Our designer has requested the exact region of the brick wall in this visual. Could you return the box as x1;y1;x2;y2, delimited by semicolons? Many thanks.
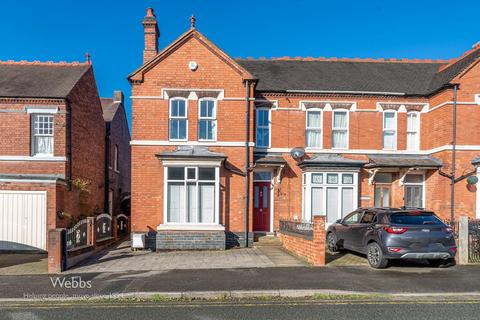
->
107;102;131;215
280;215;326;266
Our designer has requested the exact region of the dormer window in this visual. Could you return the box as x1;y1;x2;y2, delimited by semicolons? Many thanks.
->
169;98;188;141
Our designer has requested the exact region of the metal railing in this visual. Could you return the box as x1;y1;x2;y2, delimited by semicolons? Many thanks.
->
279;220;314;239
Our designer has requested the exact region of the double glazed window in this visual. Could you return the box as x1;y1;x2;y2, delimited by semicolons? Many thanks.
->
32;114;54;155
256;109;270;148
303;172;357;223
406;112;420;150
306;110;322;148
404;174;424;208
198;99;216;141
166;167;218;224
383;111;397;150
332;110;348;149
169;98;187;141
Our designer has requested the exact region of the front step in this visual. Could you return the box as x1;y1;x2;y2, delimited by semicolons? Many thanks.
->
254;233;281;247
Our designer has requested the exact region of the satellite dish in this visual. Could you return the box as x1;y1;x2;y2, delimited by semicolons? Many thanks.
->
290;147;305;161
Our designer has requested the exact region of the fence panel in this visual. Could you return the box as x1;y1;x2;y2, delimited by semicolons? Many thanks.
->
96;213;113;242
116;214;129;236
66;218;92;251
469;219;480;263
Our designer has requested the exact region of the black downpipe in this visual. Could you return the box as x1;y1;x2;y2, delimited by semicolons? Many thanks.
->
105;123;111;214
450;84;458;225
244;80;250;247
66;99;73;191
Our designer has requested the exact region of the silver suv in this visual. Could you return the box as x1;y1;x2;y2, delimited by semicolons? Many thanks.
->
326;208;457;269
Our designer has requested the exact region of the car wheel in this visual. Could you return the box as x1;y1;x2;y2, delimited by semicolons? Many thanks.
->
327;232;339;253
367;242;389;269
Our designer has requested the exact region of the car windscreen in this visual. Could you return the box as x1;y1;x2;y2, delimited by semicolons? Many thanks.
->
389;213;443;225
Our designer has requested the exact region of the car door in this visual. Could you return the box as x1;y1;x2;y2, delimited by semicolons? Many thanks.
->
355;211;377;253
337;210;363;250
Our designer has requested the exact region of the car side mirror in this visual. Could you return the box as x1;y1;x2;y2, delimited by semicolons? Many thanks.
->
336;219;342;224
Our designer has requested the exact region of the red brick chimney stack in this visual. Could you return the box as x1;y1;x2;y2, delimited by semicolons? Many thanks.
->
142;7;159;64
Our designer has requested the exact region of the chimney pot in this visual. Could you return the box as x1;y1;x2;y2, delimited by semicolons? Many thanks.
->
146;7;154;17
113;91;124;103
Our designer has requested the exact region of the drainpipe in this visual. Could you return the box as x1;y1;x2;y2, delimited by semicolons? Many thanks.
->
450;84;458;225
244;80;250;247
66;99;73;191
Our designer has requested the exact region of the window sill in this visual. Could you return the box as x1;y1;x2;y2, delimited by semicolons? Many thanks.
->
157;224;225;231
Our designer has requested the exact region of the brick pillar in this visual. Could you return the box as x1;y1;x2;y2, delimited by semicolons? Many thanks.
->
47;229;65;274
112;216;118;239
87;217;96;247
312;215;326;266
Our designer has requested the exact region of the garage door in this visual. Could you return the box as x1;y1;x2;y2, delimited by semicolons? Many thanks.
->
0;191;47;251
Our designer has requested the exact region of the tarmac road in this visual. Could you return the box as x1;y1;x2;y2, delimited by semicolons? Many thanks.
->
1;299;480;320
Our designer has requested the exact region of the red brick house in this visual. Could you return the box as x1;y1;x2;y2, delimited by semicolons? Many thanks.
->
0;61;105;251
101;91;131;217
129;8;480;250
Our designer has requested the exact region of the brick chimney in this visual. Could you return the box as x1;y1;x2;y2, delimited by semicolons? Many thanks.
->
142;7;159;64
113;90;124;104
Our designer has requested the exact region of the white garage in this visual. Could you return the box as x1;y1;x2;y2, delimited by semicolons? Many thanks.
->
0;191;47;251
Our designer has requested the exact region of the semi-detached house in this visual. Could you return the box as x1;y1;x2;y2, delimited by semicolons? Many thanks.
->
129;8;480;250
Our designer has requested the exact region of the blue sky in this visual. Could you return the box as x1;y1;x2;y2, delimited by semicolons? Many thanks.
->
1;0;478;128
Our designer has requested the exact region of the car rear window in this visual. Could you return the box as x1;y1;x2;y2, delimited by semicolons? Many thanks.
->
389;213;443;225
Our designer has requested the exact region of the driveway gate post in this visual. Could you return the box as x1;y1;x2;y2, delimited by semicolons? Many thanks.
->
458;215;469;265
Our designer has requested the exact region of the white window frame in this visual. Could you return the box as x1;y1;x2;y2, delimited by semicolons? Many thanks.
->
31;114;54;156
302;171;358;226
163;165;220;226
255;108;271;148
331;109;349;149
403;172;425;209
305;108;323;149
406;111;420;151
198;98;217;141
169;97;188;141
382;110;397;150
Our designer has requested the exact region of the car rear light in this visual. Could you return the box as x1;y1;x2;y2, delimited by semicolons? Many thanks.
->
443;227;453;233
449;247;457;253
388;247;403;253
384;227;408;234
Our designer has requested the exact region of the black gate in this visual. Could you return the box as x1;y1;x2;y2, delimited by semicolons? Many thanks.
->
469;220;480;263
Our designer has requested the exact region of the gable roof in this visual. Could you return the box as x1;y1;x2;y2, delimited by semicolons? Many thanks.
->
100;98;120;122
128;28;255;83
0;62;90;99
237;46;480;96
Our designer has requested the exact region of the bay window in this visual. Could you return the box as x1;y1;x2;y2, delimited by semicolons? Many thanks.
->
302;171;358;223
332;110;348;149
406;112;420;150
166;166;219;224
256;108;270;148
169;98;187;141
32;114;54;156
382;111;397;150
306;109;322;148
198;99;216;141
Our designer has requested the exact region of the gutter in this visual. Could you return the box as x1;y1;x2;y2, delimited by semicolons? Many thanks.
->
285;89;406;96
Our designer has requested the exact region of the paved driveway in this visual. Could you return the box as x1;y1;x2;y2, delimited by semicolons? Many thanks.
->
0;253;47;275
68;240;306;273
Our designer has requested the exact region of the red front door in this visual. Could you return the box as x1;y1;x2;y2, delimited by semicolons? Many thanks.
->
253;182;270;231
